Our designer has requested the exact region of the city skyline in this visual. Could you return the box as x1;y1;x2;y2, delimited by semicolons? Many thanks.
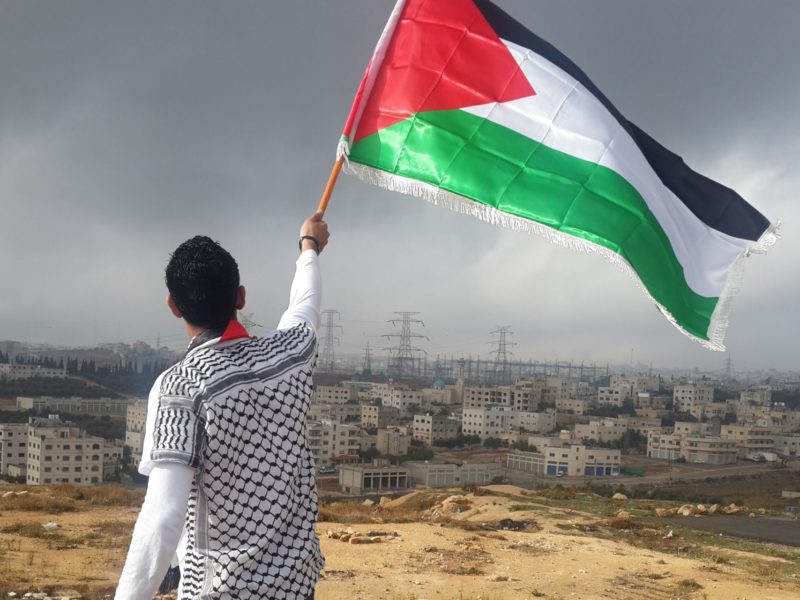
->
1;1;797;371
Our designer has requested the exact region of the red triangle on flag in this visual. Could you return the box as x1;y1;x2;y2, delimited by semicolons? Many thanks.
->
353;0;535;143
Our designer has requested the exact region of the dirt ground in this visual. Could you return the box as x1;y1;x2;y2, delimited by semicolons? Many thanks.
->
1;484;799;599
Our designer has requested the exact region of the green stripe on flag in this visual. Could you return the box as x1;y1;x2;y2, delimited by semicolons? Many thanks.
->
349;109;718;340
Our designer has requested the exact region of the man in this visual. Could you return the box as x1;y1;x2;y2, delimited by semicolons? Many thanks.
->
116;212;329;599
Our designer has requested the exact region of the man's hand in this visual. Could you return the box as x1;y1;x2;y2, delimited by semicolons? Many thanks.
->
300;212;329;255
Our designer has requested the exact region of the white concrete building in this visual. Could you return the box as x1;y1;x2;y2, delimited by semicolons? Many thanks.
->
462;404;515;439
313;385;358;404
0;364;67;379
720;424;777;458
507;445;620;477
306;420;364;464
774;434;800;457
339;462;408;495
25;416;105;485
125;401;147;466
0;423;28;476
308;402;361;423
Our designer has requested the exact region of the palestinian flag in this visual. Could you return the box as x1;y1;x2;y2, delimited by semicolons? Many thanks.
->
338;0;777;350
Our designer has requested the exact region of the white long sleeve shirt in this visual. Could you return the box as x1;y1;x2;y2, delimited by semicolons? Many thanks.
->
116;249;321;599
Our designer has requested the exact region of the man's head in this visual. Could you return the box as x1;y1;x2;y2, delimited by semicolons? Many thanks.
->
165;235;244;329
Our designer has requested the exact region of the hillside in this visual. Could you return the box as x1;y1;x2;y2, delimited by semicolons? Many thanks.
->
0;483;798;599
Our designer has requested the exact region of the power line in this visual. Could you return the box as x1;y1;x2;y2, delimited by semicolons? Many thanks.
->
489;326;516;384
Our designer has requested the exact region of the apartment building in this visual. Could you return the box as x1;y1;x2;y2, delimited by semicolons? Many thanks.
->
360;404;403;429
461;404;515;439
647;430;737;465
385;388;425;414
542;377;569;404
740;388;773;407
25;416;105;485
125;401;147;466
463;386;513;409
774;434;800;457
309;402;361;423
555;398;593;416
376;427;410;456
673;382;714;413
574;418;627;444
0;364;67;379
720;424;777;458
516;409;556;434
0;423;28;476
312;385;358;404
647;432;682;460
412;413;460;445
306;420;363;464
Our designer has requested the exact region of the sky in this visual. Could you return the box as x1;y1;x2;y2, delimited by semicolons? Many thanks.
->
0;0;797;373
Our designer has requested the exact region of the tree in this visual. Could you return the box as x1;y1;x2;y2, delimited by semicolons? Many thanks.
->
483;437;503;449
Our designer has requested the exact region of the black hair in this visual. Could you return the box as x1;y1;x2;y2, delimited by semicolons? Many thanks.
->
165;236;240;329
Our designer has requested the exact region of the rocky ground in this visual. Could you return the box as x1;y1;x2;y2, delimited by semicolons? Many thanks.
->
1;483;799;599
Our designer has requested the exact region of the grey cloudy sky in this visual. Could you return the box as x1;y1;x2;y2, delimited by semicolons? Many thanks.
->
0;1;797;372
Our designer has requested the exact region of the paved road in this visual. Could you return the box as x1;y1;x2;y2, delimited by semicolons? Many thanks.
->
658;515;800;547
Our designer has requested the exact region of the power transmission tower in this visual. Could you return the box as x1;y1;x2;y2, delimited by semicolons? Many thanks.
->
319;310;342;371
239;312;263;331
385;312;428;377
362;342;373;375
489;326;516;385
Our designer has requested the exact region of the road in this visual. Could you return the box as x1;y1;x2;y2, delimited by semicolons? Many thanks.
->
658;515;800;547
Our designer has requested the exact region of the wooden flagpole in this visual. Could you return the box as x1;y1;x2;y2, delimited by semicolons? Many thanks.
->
317;156;345;215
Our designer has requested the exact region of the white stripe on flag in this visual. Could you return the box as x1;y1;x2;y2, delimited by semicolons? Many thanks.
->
463;39;750;299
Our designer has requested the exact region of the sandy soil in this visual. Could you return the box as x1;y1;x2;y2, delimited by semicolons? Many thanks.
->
1;486;798;599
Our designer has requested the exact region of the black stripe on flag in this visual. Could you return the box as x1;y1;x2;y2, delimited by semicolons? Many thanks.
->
474;0;770;242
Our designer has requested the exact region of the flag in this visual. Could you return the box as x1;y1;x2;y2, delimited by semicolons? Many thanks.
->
338;0;777;350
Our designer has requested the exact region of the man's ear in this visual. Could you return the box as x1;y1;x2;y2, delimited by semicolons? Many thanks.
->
167;294;183;319
235;286;246;311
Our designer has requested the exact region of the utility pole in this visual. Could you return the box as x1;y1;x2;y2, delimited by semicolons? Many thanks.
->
385;312;428;377
489;326;516;385
319;309;342;371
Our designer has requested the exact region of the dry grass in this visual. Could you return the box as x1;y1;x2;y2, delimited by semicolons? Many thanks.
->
318;492;450;524
0;484;144;514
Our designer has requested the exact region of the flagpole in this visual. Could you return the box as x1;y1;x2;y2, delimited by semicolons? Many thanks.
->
317;156;345;215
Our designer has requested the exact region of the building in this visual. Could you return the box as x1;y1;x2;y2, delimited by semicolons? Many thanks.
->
360;404;403;429
507;445;620;477
376;427;410;456
339;461;408;495
774;434;800;457
17;396;129;417
125;401;147;466
516;409;556;434
647;432;682;460
405;461;503;488
461;405;515;439
574;418;627;444
720;424;777;458
308;402;361;423
740;388;773;407
313;385;358;404
555;398;593;416
0;363;67;380
673;382;714;414
25;416;105;485
385;388;425;414
682;435;738;464
103;439;125;479
0;423;28;476
463;386;513;409
412;413;460;445
306;420;363;464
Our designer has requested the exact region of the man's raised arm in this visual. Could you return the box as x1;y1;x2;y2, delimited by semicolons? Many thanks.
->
277;212;330;331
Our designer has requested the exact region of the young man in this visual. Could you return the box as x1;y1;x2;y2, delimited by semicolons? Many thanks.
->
116;213;329;599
